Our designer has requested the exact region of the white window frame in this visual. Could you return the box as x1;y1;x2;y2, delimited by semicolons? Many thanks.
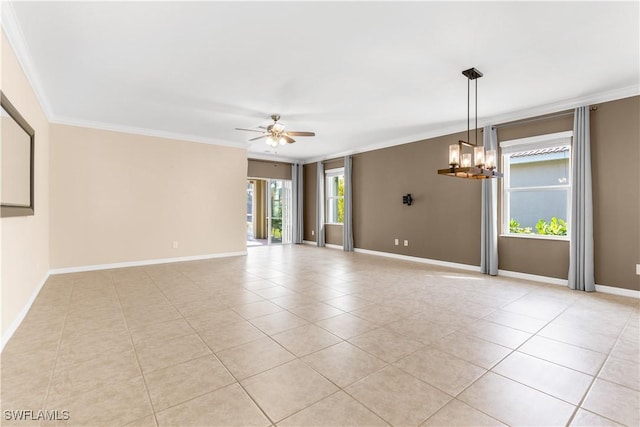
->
500;131;572;241
325;167;344;225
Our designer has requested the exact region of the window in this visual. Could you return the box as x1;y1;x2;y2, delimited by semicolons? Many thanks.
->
501;131;572;238
325;168;344;224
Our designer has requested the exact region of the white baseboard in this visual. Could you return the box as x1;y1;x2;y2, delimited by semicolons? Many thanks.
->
1;272;50;352
302;240;344;250
352;251;639;299
49;251;247;275
5;249;635;355
325;243;344;250
498;269;568;287
498;269;639;299
594;284;640;299
354;248;480;272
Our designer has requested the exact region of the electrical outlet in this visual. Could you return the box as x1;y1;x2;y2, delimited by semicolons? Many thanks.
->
311;230;315;236
636;264;640;275
394;238;399;246
404;240;409;246
172;241;179;249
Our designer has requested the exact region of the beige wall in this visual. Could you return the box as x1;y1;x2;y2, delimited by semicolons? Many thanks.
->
248;159;292;180
50;124;247;269
1;30;51;338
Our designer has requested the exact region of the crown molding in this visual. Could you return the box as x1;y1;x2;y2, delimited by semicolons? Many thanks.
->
303;84;640;164
51;82;640;165
302;123;465;164
488;84;640;128
51;116;247;150
248;152;299;163
0;1;53;119
2;0;637;164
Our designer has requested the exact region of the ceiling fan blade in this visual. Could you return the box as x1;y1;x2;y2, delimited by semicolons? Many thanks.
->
285;131;315;137
248;135;268;141
282;135;296;144
235;128;264;133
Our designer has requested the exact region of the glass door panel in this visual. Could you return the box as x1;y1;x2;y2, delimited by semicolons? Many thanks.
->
281;180;292;244
269;180;283;245
267;179;292;245
246;181;255;241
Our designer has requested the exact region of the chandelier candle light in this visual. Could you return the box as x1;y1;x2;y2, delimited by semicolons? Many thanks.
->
438;68;502;179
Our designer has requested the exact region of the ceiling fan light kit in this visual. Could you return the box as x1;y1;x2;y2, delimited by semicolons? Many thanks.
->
438;68;503;179
236;114;316;148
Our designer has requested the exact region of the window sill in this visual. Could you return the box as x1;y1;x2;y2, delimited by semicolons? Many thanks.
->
325;223;344;226
500;233;569;242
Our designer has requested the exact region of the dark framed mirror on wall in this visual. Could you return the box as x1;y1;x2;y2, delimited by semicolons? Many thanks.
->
1;91;35;217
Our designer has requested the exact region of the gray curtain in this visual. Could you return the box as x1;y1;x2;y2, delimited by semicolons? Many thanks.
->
480;126;499;275
568;106;595;291
343;156;354;251
316;162;325;247
291;163;303;244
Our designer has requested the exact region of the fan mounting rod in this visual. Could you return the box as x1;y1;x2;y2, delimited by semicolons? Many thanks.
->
271;114;281;122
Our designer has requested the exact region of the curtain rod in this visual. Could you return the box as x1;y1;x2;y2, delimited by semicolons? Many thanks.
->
491;106;597;130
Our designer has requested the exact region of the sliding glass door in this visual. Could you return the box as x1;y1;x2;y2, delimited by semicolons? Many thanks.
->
267;179;292;245
248;178;291;246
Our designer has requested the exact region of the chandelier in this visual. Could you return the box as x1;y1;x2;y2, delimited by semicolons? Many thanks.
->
438;68;503;179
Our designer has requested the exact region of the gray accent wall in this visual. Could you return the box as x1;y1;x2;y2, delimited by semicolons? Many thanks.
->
302;96;639;291
495;112;574;280
248;159;292;180
303;162;317;242
591;96;639;291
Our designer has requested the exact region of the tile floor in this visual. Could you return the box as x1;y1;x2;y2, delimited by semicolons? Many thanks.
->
1;245;638;426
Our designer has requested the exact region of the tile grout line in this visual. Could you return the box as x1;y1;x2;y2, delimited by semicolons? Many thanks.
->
448;291;637;426
436;295;578;427
112;270;162;427
146;266;278;426
563;308;637;426
40;278;74;412
170;268;395;425
7;248;636;426
215;290;381;425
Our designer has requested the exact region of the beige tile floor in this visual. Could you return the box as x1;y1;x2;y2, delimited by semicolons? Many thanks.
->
1;245;639;426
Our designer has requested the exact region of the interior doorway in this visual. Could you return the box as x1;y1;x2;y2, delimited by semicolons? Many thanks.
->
247;179;292;246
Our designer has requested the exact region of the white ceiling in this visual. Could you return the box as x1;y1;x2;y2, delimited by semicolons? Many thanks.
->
3;1;639;162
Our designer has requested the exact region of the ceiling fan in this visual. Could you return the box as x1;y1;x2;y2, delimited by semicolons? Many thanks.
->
236;114;315;147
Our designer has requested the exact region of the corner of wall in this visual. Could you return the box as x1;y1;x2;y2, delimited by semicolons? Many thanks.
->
1;29;51;341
